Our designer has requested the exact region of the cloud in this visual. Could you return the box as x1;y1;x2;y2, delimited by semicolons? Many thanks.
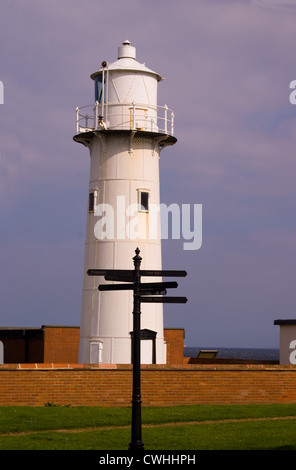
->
252;0;296;13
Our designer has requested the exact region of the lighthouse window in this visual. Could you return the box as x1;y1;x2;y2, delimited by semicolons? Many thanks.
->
88;190;98;212
94;74;106;104
139;191;149;212
89;192;94;212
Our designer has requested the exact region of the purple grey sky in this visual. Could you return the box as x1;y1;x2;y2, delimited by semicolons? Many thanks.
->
1;0;296;348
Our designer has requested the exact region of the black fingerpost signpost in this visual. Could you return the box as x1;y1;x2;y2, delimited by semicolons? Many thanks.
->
87;247;187;451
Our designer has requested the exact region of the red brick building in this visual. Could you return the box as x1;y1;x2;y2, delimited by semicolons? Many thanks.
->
0;325;185;365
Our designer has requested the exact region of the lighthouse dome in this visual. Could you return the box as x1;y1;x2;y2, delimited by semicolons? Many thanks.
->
90;40;163;82
118;39;136;60
74;41;175;138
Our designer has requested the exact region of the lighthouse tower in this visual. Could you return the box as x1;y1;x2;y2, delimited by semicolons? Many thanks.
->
74;41;176;364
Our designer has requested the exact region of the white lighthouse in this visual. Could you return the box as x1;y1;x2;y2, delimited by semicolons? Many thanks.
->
74;40;176;364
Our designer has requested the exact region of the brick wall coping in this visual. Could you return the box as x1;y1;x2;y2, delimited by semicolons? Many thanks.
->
0;363;296;371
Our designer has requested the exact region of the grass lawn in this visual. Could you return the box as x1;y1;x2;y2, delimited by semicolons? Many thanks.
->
0;404;296;450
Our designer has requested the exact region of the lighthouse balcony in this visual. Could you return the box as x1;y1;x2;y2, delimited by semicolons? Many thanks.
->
75;102;175;137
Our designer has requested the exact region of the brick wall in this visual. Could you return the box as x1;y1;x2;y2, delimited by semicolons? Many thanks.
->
43;326;80;363
163;328;185;365
0;363;296;407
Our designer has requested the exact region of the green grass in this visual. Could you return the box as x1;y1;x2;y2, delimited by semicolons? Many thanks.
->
0;404;296;450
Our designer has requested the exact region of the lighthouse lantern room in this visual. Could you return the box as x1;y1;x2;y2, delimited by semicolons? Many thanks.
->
74;41;177;364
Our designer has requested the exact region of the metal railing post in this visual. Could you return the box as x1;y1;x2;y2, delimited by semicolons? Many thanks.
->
76;107;79;134
164;105;168;134
171;112;175;136
95;101;99;130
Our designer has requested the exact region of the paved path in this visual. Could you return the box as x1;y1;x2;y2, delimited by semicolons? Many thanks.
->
1;415;296;436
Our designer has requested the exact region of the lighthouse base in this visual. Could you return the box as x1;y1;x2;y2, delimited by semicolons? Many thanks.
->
78;335;167;365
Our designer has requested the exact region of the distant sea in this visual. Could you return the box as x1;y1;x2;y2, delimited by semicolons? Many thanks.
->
184;347;279;361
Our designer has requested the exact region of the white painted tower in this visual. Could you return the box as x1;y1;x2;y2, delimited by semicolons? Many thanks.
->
74;41;176;364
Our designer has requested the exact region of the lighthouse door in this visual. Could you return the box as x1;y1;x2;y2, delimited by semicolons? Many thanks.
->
141;340;153;364
89;339;103;364
131;329;156;364
130;106;148;131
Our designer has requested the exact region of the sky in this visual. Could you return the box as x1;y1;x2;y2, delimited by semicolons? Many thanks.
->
1;0;296;349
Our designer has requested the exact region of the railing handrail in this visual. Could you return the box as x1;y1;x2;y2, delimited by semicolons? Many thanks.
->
75;102;175;136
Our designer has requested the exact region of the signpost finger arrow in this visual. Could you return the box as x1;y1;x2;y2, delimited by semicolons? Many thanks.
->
140;296;188;303
98;281;179;292
87;268;187;278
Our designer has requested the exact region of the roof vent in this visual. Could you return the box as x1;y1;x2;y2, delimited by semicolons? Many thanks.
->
118;40;136;60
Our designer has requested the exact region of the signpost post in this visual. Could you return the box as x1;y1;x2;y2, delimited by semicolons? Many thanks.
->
87;248;187;451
